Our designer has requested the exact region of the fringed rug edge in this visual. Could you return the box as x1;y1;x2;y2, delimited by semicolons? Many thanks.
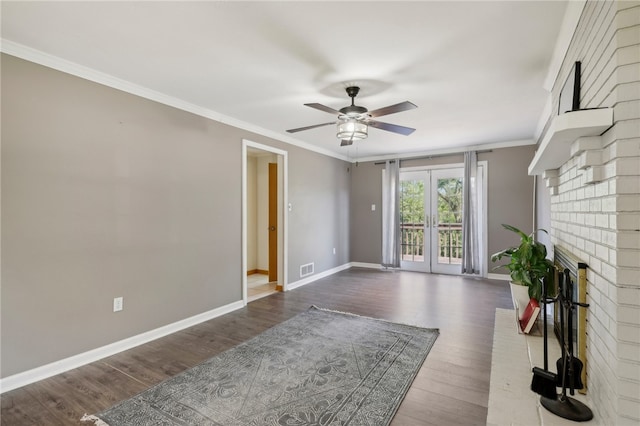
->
81;413;110;426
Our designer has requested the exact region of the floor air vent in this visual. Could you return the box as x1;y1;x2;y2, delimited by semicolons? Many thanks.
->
300;262;314;278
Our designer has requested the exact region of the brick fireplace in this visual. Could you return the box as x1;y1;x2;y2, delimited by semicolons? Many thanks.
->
533;2;640;423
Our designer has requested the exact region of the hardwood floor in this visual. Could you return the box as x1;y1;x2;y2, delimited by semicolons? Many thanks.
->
1;268;513;425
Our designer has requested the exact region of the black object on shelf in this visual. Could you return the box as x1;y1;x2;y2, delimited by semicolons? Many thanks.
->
540;268;593;422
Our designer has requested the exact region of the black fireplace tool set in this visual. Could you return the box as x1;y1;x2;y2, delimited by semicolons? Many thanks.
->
530;268;593;422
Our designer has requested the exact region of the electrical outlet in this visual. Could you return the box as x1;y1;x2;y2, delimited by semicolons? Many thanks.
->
113;297;123;312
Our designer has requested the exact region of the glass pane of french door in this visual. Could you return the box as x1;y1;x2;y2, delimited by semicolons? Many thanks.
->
430;169;463;275
399;170;429;272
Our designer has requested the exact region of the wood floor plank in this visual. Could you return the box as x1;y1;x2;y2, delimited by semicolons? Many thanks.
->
0;269;512;425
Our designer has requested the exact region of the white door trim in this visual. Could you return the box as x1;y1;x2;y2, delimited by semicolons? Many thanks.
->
242;140;288;305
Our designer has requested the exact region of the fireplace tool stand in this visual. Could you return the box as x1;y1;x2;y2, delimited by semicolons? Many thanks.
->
540;268;593;422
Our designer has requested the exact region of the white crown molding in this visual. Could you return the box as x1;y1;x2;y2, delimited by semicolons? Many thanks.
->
355;139;536;164
0;300;244;394
0;39;350;163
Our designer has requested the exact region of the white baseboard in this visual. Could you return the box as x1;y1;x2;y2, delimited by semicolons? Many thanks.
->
0;300;245;394
286;262;353;291
487;273;511;281
349;262;382;269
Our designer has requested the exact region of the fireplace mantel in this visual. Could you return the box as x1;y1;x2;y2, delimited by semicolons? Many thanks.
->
528;108;613;175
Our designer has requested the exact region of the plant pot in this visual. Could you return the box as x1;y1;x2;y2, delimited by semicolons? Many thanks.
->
510;282;530;319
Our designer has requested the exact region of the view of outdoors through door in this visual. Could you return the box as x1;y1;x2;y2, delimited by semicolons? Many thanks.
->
399;168;463;274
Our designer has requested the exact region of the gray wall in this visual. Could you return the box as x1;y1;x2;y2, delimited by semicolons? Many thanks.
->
1;54;350;377
350;146;536;273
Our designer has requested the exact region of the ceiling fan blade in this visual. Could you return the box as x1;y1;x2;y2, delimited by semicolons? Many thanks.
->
340;139;353;147
304;103;342;115
368;120;416;136
368;101;417;118
286;121;336;133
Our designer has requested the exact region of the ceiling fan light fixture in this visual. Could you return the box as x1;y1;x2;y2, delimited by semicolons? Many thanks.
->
336;119;367;141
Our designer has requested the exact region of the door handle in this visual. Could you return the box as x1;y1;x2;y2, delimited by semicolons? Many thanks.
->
433;215;438;228
269;226;276;231
425;215;430;228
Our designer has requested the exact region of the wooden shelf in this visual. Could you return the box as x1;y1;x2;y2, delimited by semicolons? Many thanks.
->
528;108;613;175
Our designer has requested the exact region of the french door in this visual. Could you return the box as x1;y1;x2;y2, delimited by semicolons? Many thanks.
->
399;168;464;274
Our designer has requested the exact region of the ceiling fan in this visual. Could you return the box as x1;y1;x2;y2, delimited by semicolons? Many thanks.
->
286;86;417;146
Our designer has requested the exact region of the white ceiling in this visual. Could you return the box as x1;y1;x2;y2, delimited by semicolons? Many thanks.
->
1;1;569;161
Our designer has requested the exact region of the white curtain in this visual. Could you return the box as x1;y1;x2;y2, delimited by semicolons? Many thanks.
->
462;151;480;274
381;159;401;268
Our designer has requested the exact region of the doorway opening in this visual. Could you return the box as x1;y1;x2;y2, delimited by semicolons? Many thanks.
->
242;141;288;304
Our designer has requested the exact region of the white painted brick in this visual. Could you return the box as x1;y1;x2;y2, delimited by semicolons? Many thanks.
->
596;243;610;261
617;359;640;383
543;169;559;178
618;304;640;324
619;379;640;403
578;150;604;169
619;267;640;286
591;198;603;212
610;138;640;159
617;250;640;268
595;179;610;196
603;229;617;246
618;323;640;345
602;288;619;315
613;158;640;176
609;119;640;141
602;196;617;212
617;287;640;307
610;247;618;265
618;400;640;424
590;255;603;274
616;231;640;250
615;176;640;194
596;213;610;228
616;214;640;230
617;24;640;48
616;63;640;86
605;161;617;180
618;341;640;362
571;136;603;156
618;195;640;212
569;188;577;201
616;3;640;28
546;176;560;187
615;100;640;121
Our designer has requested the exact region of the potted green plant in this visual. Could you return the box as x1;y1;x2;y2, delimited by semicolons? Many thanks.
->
491;224;554;310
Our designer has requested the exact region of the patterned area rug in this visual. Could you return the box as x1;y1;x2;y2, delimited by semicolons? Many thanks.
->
83;306;439;426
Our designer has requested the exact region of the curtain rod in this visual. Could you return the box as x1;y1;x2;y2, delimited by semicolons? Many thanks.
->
373;149;492;165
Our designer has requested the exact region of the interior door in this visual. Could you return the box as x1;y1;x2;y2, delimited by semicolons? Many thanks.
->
268;163;278;282
399;168;463;275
